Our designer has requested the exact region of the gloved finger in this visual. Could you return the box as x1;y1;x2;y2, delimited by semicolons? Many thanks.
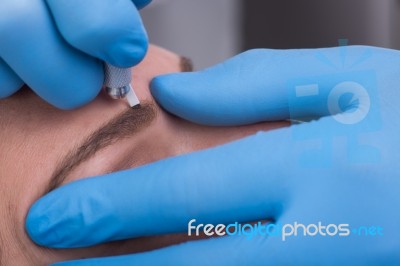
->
151;46;374;126
26;125;298;248
46;0;149;68
50;235;258;266
0;58;23;98
0;0;104;110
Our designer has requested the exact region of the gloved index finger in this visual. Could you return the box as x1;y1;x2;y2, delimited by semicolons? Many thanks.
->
25;124;299;248
46;0;149;68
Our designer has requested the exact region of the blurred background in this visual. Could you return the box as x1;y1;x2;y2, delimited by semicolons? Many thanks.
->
141;0;400;70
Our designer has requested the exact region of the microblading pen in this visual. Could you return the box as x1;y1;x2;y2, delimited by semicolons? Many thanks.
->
104;63;140;107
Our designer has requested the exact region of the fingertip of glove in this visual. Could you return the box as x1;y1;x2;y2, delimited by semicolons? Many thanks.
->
52;89;99;110
44;78;102;110
104;36;148;68
150;72;202;101
25;200;51;247
150;75;176;102
59;12;149;68
150;74;204;122
25;191;76;248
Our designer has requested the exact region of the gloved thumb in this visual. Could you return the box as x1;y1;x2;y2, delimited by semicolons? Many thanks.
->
150;47;373;126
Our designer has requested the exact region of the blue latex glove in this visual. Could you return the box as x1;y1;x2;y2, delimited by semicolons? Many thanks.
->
0;0;150;109
26;46;400;265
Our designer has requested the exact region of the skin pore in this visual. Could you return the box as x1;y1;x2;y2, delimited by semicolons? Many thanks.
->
0;45;288;265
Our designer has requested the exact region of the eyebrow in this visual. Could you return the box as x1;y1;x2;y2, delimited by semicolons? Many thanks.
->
180;56;194;72
45;56;192;193
45;103;157;193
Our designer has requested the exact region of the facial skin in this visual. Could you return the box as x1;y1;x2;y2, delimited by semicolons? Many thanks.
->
0;45;288;265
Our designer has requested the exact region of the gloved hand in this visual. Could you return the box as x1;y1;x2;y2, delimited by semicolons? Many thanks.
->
26;46;400;265
0;0;150;109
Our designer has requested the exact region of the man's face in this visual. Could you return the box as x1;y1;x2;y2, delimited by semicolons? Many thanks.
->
0;45;287;265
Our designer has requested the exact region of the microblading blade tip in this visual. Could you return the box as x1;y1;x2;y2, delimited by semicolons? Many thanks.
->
126;84;140;107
